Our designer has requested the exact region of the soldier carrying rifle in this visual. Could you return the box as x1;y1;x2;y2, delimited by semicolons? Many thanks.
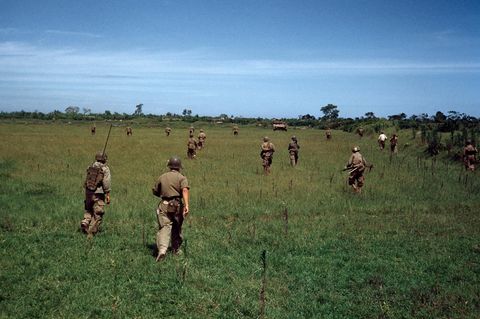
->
344;146;372;193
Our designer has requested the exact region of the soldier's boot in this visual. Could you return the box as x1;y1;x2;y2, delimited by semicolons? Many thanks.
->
80;222;89;234
156;252;166;262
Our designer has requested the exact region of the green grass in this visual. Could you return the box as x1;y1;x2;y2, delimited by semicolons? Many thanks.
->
1;122;479;318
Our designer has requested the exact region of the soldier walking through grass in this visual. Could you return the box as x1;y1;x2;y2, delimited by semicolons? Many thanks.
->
165;127;172;136
378;131;387;150
126;126;133;136
152;157;190;262
197;129;206;150
91;124;96;135
233;125;239;136
463;139;478;171
345;146;370;194
390;133;398;154
260;136;275;175
288;135;300;166
80;152;111;235
187;133;198;159
326;128;332;140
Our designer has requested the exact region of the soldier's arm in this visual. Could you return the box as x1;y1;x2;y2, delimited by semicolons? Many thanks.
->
152;180;161;197
182;187;189;217
102;166;111;204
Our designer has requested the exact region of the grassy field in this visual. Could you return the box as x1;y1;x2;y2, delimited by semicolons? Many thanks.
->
1;121;479;318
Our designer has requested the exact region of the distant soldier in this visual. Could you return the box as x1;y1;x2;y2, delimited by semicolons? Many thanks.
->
91;124;96;135
165;127;172;136
463;139;478;171
126;126;133;136
357;127;364;138
326;128;332;140
197;129;207;150
390;134;398;154
152;157;190;262
80;151;111;235
378;131;387;150
233;125;239;136
189;126;195;135
345;146;370;194
187;133;198;159
288;136;300;166
260;136;275;175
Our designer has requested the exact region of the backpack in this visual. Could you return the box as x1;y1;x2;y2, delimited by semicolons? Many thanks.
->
85;165;104;191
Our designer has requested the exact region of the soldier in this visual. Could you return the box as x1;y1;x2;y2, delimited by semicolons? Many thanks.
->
80;151;111;235
357;127;364;138
197;129;207;150
91;124;96;135
288;136;300;166
126;126;133;136
187;133;198;159
189;126;195;135
390;134;398;154
152;157;190;262
463;139;478;171
165;127;172;136
260;136;275;175
233;125;239;136
326;128;332;140
345;146;370;194
378;131;387;150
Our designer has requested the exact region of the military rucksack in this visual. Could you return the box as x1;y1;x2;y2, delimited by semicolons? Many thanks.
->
85;165;104;191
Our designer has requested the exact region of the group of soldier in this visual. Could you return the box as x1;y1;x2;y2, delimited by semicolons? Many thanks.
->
81;125;478;262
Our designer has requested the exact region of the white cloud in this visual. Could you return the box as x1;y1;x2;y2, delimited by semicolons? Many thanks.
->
44;29;103;38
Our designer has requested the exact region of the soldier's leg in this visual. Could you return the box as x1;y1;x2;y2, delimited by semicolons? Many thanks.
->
171;212;184;253
81;211;92;233
156;208;173;260
90;198;105;235
290;153;295;166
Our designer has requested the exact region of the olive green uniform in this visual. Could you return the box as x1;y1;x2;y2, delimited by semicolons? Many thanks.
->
187;137;198;159
288;141;300;166
81;161;111;234
152;170;189;256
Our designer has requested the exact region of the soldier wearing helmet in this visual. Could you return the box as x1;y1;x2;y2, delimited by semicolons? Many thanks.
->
80;151;111;235
197;129;207;150
288;135;300;166
378;131;387;150
165;127;172;136
233;125;239;136
463;139;478;171
187;133;198;159
260;136;275;175
345;146;369;193
390;134;398;154
152;156;190;262
126;126;133;136
91;124;96;135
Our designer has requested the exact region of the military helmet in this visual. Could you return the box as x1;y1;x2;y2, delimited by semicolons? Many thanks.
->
167;156;182;170
466;139;472;145
263;136;269;142
200;129;204;132
352;146;360;152
95;151;107;162
291;135;297;141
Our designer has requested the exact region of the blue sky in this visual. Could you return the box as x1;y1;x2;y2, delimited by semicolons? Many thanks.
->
0;0;479;118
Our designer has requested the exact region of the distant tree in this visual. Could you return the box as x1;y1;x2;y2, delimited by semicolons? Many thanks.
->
434;111;446;123
182;109;192;117
65;106;80;114
320;104;339;120
388;113;407;121
82;107;91;115
299;114;316;120
364;112;376;119
134;104;143;116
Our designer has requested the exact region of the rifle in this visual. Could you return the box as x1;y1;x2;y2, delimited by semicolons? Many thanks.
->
102;124;113;158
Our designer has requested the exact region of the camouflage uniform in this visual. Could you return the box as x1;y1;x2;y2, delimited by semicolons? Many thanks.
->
189;126;195;135
197;130;207;150
390;134;398;153
357;127;364;137
346;147;368;193
165;127;172;136
126;127;133;136
260;137;275;175
288;136;300;166
463;141;478;171
81;152;111;235
187;135;198;159
152;157;190;261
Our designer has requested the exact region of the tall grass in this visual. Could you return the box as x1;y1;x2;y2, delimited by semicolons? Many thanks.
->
1;122;479;318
